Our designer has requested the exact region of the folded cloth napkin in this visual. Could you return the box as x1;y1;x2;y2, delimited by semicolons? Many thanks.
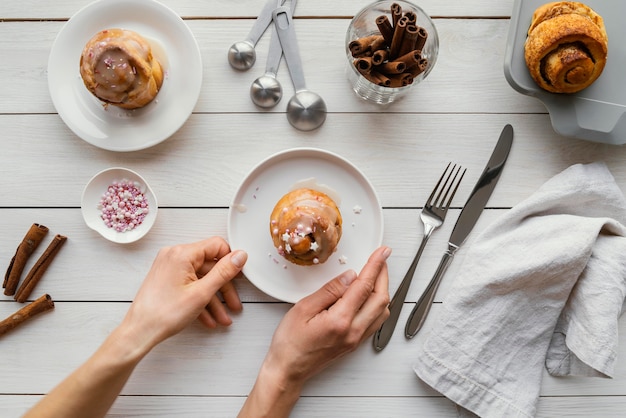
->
413;162;626;418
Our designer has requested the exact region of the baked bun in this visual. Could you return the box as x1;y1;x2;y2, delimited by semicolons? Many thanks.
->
524;1;608;93
270;188;342;266
80;28;164;109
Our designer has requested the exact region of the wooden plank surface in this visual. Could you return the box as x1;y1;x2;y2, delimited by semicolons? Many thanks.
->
1;0;625;416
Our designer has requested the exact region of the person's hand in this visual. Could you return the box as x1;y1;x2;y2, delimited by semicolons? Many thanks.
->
267;245;391;384
24;237;248;418
238;246;390;418
121;237;248;353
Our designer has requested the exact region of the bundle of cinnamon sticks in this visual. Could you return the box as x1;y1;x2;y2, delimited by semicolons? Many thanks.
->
1;223;66;338
349;2;429;88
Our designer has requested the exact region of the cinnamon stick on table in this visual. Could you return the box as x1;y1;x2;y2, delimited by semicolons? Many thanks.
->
15;234;67;303
3;223;49;296
0;294;55;337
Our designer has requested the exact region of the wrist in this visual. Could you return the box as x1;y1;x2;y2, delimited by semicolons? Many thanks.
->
239;358;304;418
105;320;156;366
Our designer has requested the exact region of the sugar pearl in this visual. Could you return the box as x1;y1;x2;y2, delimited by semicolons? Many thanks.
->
98;179;149;233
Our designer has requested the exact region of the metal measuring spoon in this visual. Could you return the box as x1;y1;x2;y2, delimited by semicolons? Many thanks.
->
272;6;327;131
250;0;298;108
249;22;283;107
228;0;285;71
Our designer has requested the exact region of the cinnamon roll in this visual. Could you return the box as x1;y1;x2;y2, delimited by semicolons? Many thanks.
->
524;2;608;94
269;188;342;266
80;28;164;109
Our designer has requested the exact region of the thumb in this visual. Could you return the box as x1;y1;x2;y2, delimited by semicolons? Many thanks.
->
196;250;247;296
296;269;357;315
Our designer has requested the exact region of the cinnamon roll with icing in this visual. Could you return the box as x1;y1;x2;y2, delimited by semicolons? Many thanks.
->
270;188;342;266
524;2;608;94
80;28;164;109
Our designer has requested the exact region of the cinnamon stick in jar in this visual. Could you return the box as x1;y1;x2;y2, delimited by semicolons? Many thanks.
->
395;50;423;68
391;2;403;27
371;70;391;87
414;26;428;52
378;60;407;75
349;35;386;57
409;58;429;77
389;16;408;60
0;294;55;337
375;15;394;45
372;49;389;66
399;24;420;57
3;223;49;296
388;72;414;88
354;57;374;74
15;234;67;303
404;10;417;25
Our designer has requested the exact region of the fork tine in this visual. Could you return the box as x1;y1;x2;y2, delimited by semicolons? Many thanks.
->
430;163;460;207
434;163;458;207
441;166;466;210
426;162;451;206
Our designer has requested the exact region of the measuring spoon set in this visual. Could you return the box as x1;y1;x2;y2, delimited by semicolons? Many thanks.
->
227;0;326;131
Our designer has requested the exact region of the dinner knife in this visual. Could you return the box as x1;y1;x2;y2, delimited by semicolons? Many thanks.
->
404;124;514;338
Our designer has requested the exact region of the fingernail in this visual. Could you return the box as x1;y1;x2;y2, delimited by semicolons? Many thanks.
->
382;246;392;259
339;270;357;286
230;250;247;268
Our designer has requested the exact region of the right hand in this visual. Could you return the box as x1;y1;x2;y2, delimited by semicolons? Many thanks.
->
265;246;391;386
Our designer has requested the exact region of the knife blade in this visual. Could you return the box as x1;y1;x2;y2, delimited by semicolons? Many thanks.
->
404;124;514;338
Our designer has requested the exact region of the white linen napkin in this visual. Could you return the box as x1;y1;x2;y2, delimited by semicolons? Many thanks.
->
413;162;626;418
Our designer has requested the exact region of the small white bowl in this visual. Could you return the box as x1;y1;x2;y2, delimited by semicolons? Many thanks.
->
81;167;158;244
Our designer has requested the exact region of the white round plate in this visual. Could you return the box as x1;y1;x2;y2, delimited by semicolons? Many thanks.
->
81;167;158;244
228;148;384;303
47;0;202;152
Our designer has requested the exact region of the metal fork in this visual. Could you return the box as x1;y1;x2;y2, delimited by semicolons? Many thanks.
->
373;163;465;351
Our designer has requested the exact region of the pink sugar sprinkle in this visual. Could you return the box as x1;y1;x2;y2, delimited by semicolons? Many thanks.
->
97;179;149;233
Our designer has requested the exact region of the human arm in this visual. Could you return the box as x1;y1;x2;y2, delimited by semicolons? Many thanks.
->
238;246;391;418
24;237;247;418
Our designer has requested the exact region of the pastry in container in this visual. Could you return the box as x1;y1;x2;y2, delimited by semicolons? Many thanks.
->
524;1;608;93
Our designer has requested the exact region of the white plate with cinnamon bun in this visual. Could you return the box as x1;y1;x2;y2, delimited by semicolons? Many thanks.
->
504;0;626;144
47;0;202;152
228;148;384;303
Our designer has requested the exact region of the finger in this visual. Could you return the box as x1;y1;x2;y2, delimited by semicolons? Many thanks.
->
195;250;248;297
206;295;233;326
332;246;391;316
353;261;390;332
296;269;357;317
185;237;232;274
198;309;218;329
220;281;243;313
362;308;391;340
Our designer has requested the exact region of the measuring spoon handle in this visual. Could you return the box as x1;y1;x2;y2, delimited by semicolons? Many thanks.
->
273;6;306;92
246;0;285;46
265;0;297;75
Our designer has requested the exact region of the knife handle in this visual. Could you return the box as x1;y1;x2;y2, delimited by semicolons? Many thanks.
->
405;248;455;338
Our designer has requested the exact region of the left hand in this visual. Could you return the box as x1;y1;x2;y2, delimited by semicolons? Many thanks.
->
121;237;247;352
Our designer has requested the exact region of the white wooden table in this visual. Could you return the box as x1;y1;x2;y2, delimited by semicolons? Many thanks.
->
1;0;625;416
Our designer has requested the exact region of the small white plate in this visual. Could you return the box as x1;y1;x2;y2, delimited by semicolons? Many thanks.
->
47;0;202;152
81;167;158;244
228;148;384;303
